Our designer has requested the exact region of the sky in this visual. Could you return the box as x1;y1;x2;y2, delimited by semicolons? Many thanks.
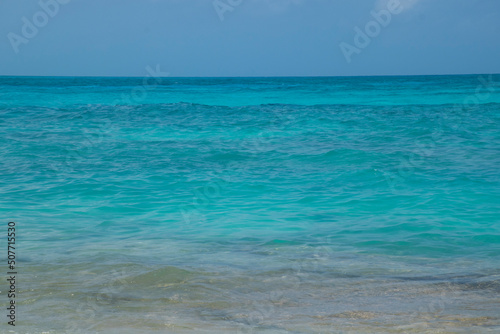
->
0;0;499;77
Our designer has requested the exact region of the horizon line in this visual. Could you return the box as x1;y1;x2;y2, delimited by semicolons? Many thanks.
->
1;72;499;79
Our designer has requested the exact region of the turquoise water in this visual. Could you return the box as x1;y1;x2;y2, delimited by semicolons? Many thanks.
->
1;75;500;333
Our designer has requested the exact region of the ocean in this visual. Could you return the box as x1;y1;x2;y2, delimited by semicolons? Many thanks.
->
1;74;499;333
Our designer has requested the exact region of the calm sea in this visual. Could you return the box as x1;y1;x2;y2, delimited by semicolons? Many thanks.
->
1;75;499;333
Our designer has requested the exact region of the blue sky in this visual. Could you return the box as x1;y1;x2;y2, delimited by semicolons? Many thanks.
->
0;0;499;77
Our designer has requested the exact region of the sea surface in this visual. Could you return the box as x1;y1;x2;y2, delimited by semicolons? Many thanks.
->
1;75;500;333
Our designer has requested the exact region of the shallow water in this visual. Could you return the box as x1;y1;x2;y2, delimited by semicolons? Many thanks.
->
1;75;500;333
